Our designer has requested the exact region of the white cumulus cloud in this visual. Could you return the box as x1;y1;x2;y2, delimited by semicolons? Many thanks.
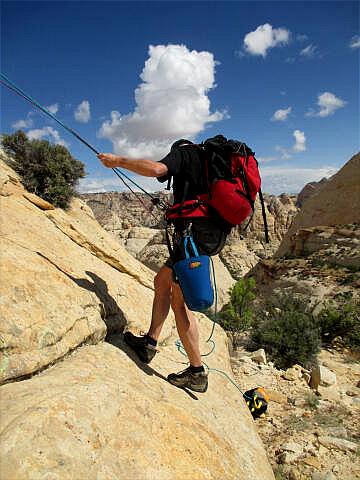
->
46;103;59;115
78;174;162;194
27;126;68;147
271;107;292;121
275;130;306;159
243;24;290;57
261;165;338;194
74;100;91;123
306;92;346;117
256;156;278;163
293;129;306;152
300;44;318;58
99;44;225;159
349;35;360;49
275;145;292;160
12;117;33;129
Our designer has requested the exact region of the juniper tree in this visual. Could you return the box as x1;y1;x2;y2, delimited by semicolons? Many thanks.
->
2;130;85;209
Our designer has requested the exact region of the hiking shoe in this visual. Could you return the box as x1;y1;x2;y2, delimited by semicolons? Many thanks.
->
123;331;157;364
167;367;208;393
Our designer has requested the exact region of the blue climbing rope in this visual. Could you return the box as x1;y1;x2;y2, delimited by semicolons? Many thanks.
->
0;72;168;212
174;256;253;400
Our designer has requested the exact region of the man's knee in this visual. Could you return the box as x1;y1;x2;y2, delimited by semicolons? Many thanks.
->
154;267;172;295
170;284;186;313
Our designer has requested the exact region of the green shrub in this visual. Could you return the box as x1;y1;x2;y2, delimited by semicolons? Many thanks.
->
304;392;320;410
218;277;256;346
317;296;360;349
1;130;85;209
251;294;321;369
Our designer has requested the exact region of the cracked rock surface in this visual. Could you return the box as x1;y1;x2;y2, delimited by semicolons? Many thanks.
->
0;156;275;480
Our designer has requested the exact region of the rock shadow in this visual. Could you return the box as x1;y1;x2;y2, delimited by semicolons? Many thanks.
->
66;270;127;335
66;269;198;399
106;333;166;380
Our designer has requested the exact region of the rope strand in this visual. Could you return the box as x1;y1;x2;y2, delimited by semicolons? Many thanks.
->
0;72;168;215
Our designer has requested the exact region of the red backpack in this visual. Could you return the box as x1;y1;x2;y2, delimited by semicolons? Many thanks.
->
166;135;269;242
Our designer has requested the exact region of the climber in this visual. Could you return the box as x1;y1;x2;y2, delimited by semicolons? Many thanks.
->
98;140;227;393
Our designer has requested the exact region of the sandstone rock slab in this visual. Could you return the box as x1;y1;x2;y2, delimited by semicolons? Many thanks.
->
277;153;360;257
0;159;158;383
0;342;275;480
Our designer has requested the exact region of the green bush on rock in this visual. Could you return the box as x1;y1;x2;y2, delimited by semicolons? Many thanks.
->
218;277;256;347
2;130;85;209
317;295;360;349
218;275;359;367
250;294;321;369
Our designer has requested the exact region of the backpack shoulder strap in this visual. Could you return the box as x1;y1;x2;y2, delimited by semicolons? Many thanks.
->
166;177;172;190
258;188;270;243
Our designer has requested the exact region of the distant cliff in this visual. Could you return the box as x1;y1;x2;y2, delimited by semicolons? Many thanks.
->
277;153;360;257
247;153;360;307
81;190;298;309
81;191;298;247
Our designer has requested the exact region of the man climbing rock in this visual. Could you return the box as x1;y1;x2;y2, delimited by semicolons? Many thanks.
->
98;140;227;393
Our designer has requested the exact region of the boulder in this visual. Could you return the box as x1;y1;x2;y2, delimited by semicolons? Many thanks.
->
278;446;305;469
220;242;259;280
237;356;255;364
281;441;303;455
312;472;336;480
250;348;267;364
310;366;337;389
303;456;322;469
326;426;348;438
318;436;358;453
283;366;302;382
126;227;158;256
0;335;275;480
266;389;288;404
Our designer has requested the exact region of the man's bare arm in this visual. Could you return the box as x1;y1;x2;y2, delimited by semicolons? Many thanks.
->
97;153;168;177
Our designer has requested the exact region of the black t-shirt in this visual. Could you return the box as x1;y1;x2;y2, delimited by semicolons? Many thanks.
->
157;145;207;204
157;144;230;256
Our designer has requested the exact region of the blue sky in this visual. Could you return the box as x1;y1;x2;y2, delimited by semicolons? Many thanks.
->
1;1;359;194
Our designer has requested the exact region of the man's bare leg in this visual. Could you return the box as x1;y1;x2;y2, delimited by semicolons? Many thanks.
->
170;282;202;367
147;265;173;341
167;283;208;392
123;266;172;363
